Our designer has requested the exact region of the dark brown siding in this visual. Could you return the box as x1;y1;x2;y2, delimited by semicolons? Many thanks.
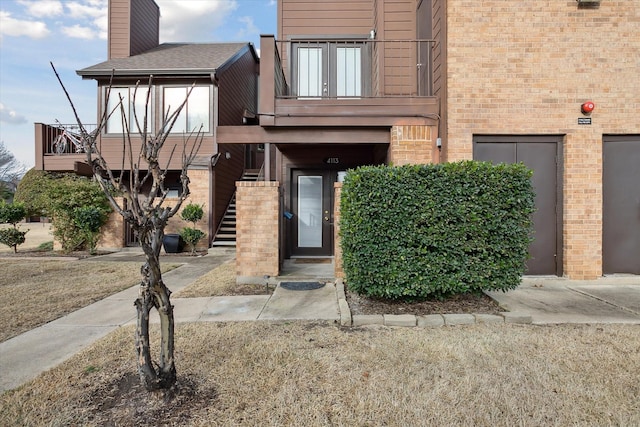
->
108;0;159;59
217;47;259;126
279;0;374;75
215;46;259;230
379;0;416;95
129;0;159;56
212;144;245;232
280;0;373;37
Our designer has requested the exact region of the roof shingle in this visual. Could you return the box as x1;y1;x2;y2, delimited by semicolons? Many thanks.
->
77;43;251;77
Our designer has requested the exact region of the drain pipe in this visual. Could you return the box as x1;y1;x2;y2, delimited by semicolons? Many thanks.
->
208;73;220;246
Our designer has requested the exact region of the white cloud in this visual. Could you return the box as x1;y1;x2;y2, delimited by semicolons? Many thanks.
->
64;0;108;40
17;0;63;18
236;16;259;40
0;104;28;125
156;0;237;42
61;24;96;40
0;11;50;39
65;0;106;19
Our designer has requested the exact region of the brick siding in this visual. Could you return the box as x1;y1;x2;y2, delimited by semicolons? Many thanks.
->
444;1;640;279
236;181;280;283
388;125;437;165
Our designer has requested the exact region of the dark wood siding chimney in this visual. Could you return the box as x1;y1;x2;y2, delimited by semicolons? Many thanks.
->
108;0;160;59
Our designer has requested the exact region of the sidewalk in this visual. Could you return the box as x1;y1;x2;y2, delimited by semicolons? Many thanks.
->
487;275;640;324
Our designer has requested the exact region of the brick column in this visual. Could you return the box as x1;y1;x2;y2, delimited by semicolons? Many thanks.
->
388;125;437;165
97;197;125;250
333;182;344;279
236;181;280;284
563;132;602;279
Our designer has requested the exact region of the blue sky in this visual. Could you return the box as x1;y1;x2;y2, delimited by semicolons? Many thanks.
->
0;0;277;167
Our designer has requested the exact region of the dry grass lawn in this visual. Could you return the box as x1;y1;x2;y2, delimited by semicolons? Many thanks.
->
1;322;638;426
0;259;176;342
174;260;271;298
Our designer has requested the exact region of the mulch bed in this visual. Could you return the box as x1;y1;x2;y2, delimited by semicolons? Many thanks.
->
345;287;505;316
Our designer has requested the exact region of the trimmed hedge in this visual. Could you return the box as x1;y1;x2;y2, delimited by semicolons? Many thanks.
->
340;161;535;299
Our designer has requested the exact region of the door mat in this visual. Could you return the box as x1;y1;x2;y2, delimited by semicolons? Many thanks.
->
280;281;326;291
294;258;332;264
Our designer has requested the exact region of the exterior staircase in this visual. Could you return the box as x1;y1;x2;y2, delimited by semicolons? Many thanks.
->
211;169;261;247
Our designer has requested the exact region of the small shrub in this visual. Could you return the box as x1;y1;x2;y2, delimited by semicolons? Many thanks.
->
37;241;54;252
0;201;28;253
180;203;205;255
0;228;27;253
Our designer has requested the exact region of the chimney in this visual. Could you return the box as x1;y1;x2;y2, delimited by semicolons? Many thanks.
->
108;0;160;59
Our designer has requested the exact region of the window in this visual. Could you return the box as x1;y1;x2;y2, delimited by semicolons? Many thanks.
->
106;87;151;134
292;41;369;98
163;86;211;133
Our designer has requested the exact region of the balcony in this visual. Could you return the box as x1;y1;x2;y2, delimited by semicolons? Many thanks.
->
34;123;96;173
259;35;439;128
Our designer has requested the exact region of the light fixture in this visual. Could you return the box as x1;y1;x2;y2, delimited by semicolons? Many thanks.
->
581;101;595;115
225;152;231;160
369;29;376;40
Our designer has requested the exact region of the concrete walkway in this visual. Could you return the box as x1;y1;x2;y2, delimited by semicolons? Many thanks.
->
487;276;640;325
1;249;639;393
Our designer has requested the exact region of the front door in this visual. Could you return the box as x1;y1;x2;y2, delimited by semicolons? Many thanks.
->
474;136;562;276
603;136;640;274
291;170;333;256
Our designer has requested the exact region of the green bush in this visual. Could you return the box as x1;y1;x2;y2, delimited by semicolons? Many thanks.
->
73;206;108;254
340;161;535;300
14;169;111;253
180;203;205;255
0;201;28;253
0;228;27;253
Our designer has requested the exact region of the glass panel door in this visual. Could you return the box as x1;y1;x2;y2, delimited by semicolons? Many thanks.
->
336;46;362;97
296;46;325;97
291;170;333;256
297;175;323;248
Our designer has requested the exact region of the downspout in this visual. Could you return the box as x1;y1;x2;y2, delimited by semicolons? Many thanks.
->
208;72;220;246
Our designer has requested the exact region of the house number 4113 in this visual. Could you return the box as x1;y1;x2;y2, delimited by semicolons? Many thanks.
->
324;157;339;164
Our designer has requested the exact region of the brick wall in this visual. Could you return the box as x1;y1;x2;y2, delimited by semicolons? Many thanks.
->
388;125;438;165
333;182;344;279
97;197;125;250
444;1;640;279
236;181;280;283
165;168;210;251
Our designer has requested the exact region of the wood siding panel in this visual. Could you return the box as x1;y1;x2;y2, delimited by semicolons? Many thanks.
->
212;144;245;231
95;135;215;170
108;0;131;59
280;0;374;74
381;0;415;95
217;48;259;126
129;0;159;56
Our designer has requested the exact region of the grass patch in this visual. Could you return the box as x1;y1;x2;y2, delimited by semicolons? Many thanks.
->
0;259;177;342
174;260;271;298
0;322;638;426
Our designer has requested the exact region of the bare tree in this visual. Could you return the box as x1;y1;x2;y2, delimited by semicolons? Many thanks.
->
52;63;203;391
0;142;26;200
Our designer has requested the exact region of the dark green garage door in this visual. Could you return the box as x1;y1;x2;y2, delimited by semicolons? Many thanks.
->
474;136;563;276
603;136;640;275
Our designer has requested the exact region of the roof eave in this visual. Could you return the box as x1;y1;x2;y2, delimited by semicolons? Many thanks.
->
76;68;217;79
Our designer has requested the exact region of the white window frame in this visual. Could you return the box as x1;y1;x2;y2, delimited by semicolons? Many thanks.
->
162;86;212;134
104;86;153;135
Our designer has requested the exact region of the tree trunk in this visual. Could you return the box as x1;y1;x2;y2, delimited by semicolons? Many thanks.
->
134;228;176;391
